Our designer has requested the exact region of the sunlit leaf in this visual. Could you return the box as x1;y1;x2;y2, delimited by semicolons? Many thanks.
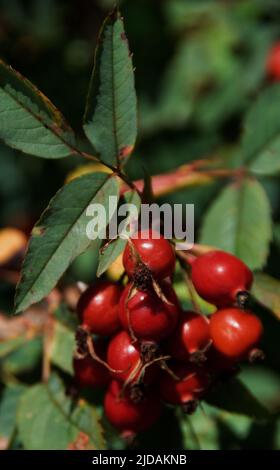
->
15;173;120;313
200;179;272;270
252;273;280;320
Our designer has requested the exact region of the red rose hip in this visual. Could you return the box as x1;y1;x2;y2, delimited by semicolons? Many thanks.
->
159;363;210;413
77;280;122;336
107;330;158;384
190;250;253;307
104;380;162;436
123;229;176;280
119;282;180;342
107;331;140;383
167;311;210;362
209;308;263;362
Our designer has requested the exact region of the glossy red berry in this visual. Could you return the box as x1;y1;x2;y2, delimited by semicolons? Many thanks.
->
123;229;176;280
209;308;263;362
119;282;180;342
266;42;280;80
191;250;253;307
167;311;210;362
159;363;210;412
104;380;162;436
77;280;122;336
73;340;110;388
107;331;140;383
107;330;158;384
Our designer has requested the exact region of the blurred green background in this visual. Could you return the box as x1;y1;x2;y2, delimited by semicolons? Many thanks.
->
0;0;279;223
1;0;280;450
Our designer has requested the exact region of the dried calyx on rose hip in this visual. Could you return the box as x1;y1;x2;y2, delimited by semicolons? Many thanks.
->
159;363;210;414
167;311;210;364
104;380;162;439
73;339;110;388
190;250;253;308
123;229;176;285
77;280;123;336
119;281;180;342
209;307;264;363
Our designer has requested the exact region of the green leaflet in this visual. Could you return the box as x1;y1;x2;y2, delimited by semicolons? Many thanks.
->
83;10;137;167
0;60;75;158
200;179;272;270
252;273;280;320
241;84;280;175
49;321;75;375
15;172;120;313
205;377;270;421
0;385;26;450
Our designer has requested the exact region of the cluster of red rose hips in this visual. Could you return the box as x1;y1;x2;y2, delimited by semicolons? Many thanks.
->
73;229;263;441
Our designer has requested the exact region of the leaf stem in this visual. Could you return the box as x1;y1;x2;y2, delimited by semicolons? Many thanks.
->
71;146;142;197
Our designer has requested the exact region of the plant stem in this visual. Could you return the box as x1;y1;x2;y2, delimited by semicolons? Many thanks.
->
177;255;202;313
71;147;142;197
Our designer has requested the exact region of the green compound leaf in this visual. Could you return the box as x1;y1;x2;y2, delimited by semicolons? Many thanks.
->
200;179;272;270
97;189;141;277
0;60;75;158
84;9;137;167
241;84;280;175
17;374;105;450
15;173;120;313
